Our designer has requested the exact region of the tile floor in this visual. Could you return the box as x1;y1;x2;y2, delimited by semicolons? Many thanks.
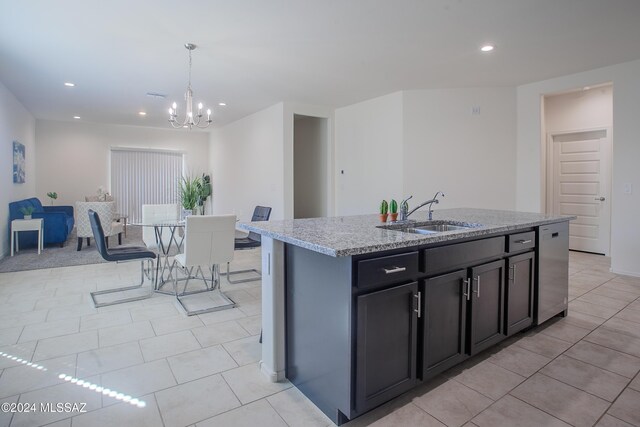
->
0;250;639;426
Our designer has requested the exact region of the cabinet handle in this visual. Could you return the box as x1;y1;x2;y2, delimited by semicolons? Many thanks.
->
515;239;532;244
414;292;421;318
473;276;481;298
509;265;517;282
463;278;471;300
383;266;406;274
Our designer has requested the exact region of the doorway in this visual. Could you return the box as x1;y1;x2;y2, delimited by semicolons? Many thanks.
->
293;115;329;219
543;84;613;255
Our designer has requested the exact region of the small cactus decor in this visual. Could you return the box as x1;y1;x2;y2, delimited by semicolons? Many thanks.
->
389;199;398;221
379;200;389;222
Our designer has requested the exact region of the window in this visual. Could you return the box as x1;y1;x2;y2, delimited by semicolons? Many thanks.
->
110;148;183;223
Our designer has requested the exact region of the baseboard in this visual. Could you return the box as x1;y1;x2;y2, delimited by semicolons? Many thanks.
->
610;268;640;278
259;360;286;383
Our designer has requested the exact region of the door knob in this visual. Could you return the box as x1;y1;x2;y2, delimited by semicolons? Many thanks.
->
594;197;605;201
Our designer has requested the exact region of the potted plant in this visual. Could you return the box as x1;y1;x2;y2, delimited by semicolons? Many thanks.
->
389;199;398;222
178;175;203;218
20;206;34;220
46;191;58;206
379;200;389;223
196;174;212;215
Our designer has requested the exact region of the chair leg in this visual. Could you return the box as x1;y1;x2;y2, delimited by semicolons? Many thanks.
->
175;263;237;316
105;236;109;248
87;237;91;246
77;238;83;251
90;259;155;307
118;233;122;245
223;261;262;284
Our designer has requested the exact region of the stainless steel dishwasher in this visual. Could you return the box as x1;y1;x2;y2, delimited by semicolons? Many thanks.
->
536;222;569;325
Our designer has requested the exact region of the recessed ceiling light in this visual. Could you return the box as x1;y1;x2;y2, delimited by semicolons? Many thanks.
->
73;116;81;119
480;45;494;52
138;111;147;116
218;102;226;106
64;82;75;87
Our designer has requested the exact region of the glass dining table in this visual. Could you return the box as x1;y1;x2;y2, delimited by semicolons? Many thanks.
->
130;219;185;294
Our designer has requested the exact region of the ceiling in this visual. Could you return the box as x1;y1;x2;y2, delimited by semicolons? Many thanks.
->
2;0;640;129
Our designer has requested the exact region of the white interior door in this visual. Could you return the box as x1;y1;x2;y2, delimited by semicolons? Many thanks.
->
549;129;611;255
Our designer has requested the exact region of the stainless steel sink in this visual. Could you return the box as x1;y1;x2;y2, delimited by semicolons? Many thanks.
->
378;220;481;235
408;224;472;234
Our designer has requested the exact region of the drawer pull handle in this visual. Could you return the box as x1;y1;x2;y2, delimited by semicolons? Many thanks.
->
509;265;517;282
515;239;532;244
383;266;406;274
463;278;471;301
414;292;421;318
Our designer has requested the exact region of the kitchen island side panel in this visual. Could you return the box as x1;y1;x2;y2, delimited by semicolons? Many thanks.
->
286;243;354;424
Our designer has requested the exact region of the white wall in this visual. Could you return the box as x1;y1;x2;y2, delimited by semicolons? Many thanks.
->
517;59;640;275
403;88;517;210
294;116;329;218
34;120;209;208
545;86;613;133
334;88;517;215
0;81;36;258
209;103;285;221
335;92;404;215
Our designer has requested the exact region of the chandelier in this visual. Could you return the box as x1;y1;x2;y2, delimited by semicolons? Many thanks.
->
168;43;212;129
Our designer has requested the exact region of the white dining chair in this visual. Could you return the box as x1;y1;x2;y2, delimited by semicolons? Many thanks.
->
172;214;237;315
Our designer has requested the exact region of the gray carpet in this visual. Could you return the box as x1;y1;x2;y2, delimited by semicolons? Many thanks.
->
0;226;147;272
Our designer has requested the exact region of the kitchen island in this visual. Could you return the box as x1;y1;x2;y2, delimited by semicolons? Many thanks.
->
239;208;574;425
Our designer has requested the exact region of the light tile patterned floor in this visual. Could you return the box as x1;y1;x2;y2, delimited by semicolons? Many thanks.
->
0;250;639;426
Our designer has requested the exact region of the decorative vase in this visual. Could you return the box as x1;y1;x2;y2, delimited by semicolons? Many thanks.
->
389;213;398;222
379;213;388;223
181;209;193;220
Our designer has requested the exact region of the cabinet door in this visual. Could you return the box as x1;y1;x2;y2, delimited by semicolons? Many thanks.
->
506;252;535;336
422;269;468;380
469;260;506;355
355;281;418;414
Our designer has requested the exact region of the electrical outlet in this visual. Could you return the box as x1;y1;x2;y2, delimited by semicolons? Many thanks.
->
623;183;632;195
471;106;481;115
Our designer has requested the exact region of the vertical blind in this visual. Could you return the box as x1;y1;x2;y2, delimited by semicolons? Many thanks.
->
110;149;183;223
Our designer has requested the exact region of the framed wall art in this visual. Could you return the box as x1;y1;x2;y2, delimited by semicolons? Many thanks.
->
13;140;25;183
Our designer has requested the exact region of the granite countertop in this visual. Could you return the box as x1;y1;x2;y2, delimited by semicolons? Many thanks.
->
239;208;575;257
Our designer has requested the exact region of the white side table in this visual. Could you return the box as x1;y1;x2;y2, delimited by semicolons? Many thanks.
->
11;218;44;256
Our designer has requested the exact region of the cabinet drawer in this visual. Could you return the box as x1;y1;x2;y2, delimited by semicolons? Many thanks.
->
423;237;505;275
507;232;535;253
356;252;419;289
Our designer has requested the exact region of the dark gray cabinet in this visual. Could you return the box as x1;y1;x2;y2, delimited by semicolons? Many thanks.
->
355;281;418;412
506;251;535;335
422;269;468;380
468;259;506;355
355;281;418;414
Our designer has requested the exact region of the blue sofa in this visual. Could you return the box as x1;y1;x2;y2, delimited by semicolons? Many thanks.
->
8;198;74;248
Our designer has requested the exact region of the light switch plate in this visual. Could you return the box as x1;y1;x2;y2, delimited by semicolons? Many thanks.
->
623;183;632;195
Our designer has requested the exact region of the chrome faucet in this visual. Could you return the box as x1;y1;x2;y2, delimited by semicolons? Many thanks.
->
399;191;445;221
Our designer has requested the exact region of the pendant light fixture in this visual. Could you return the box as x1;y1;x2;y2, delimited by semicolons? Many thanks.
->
168;43;212;129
